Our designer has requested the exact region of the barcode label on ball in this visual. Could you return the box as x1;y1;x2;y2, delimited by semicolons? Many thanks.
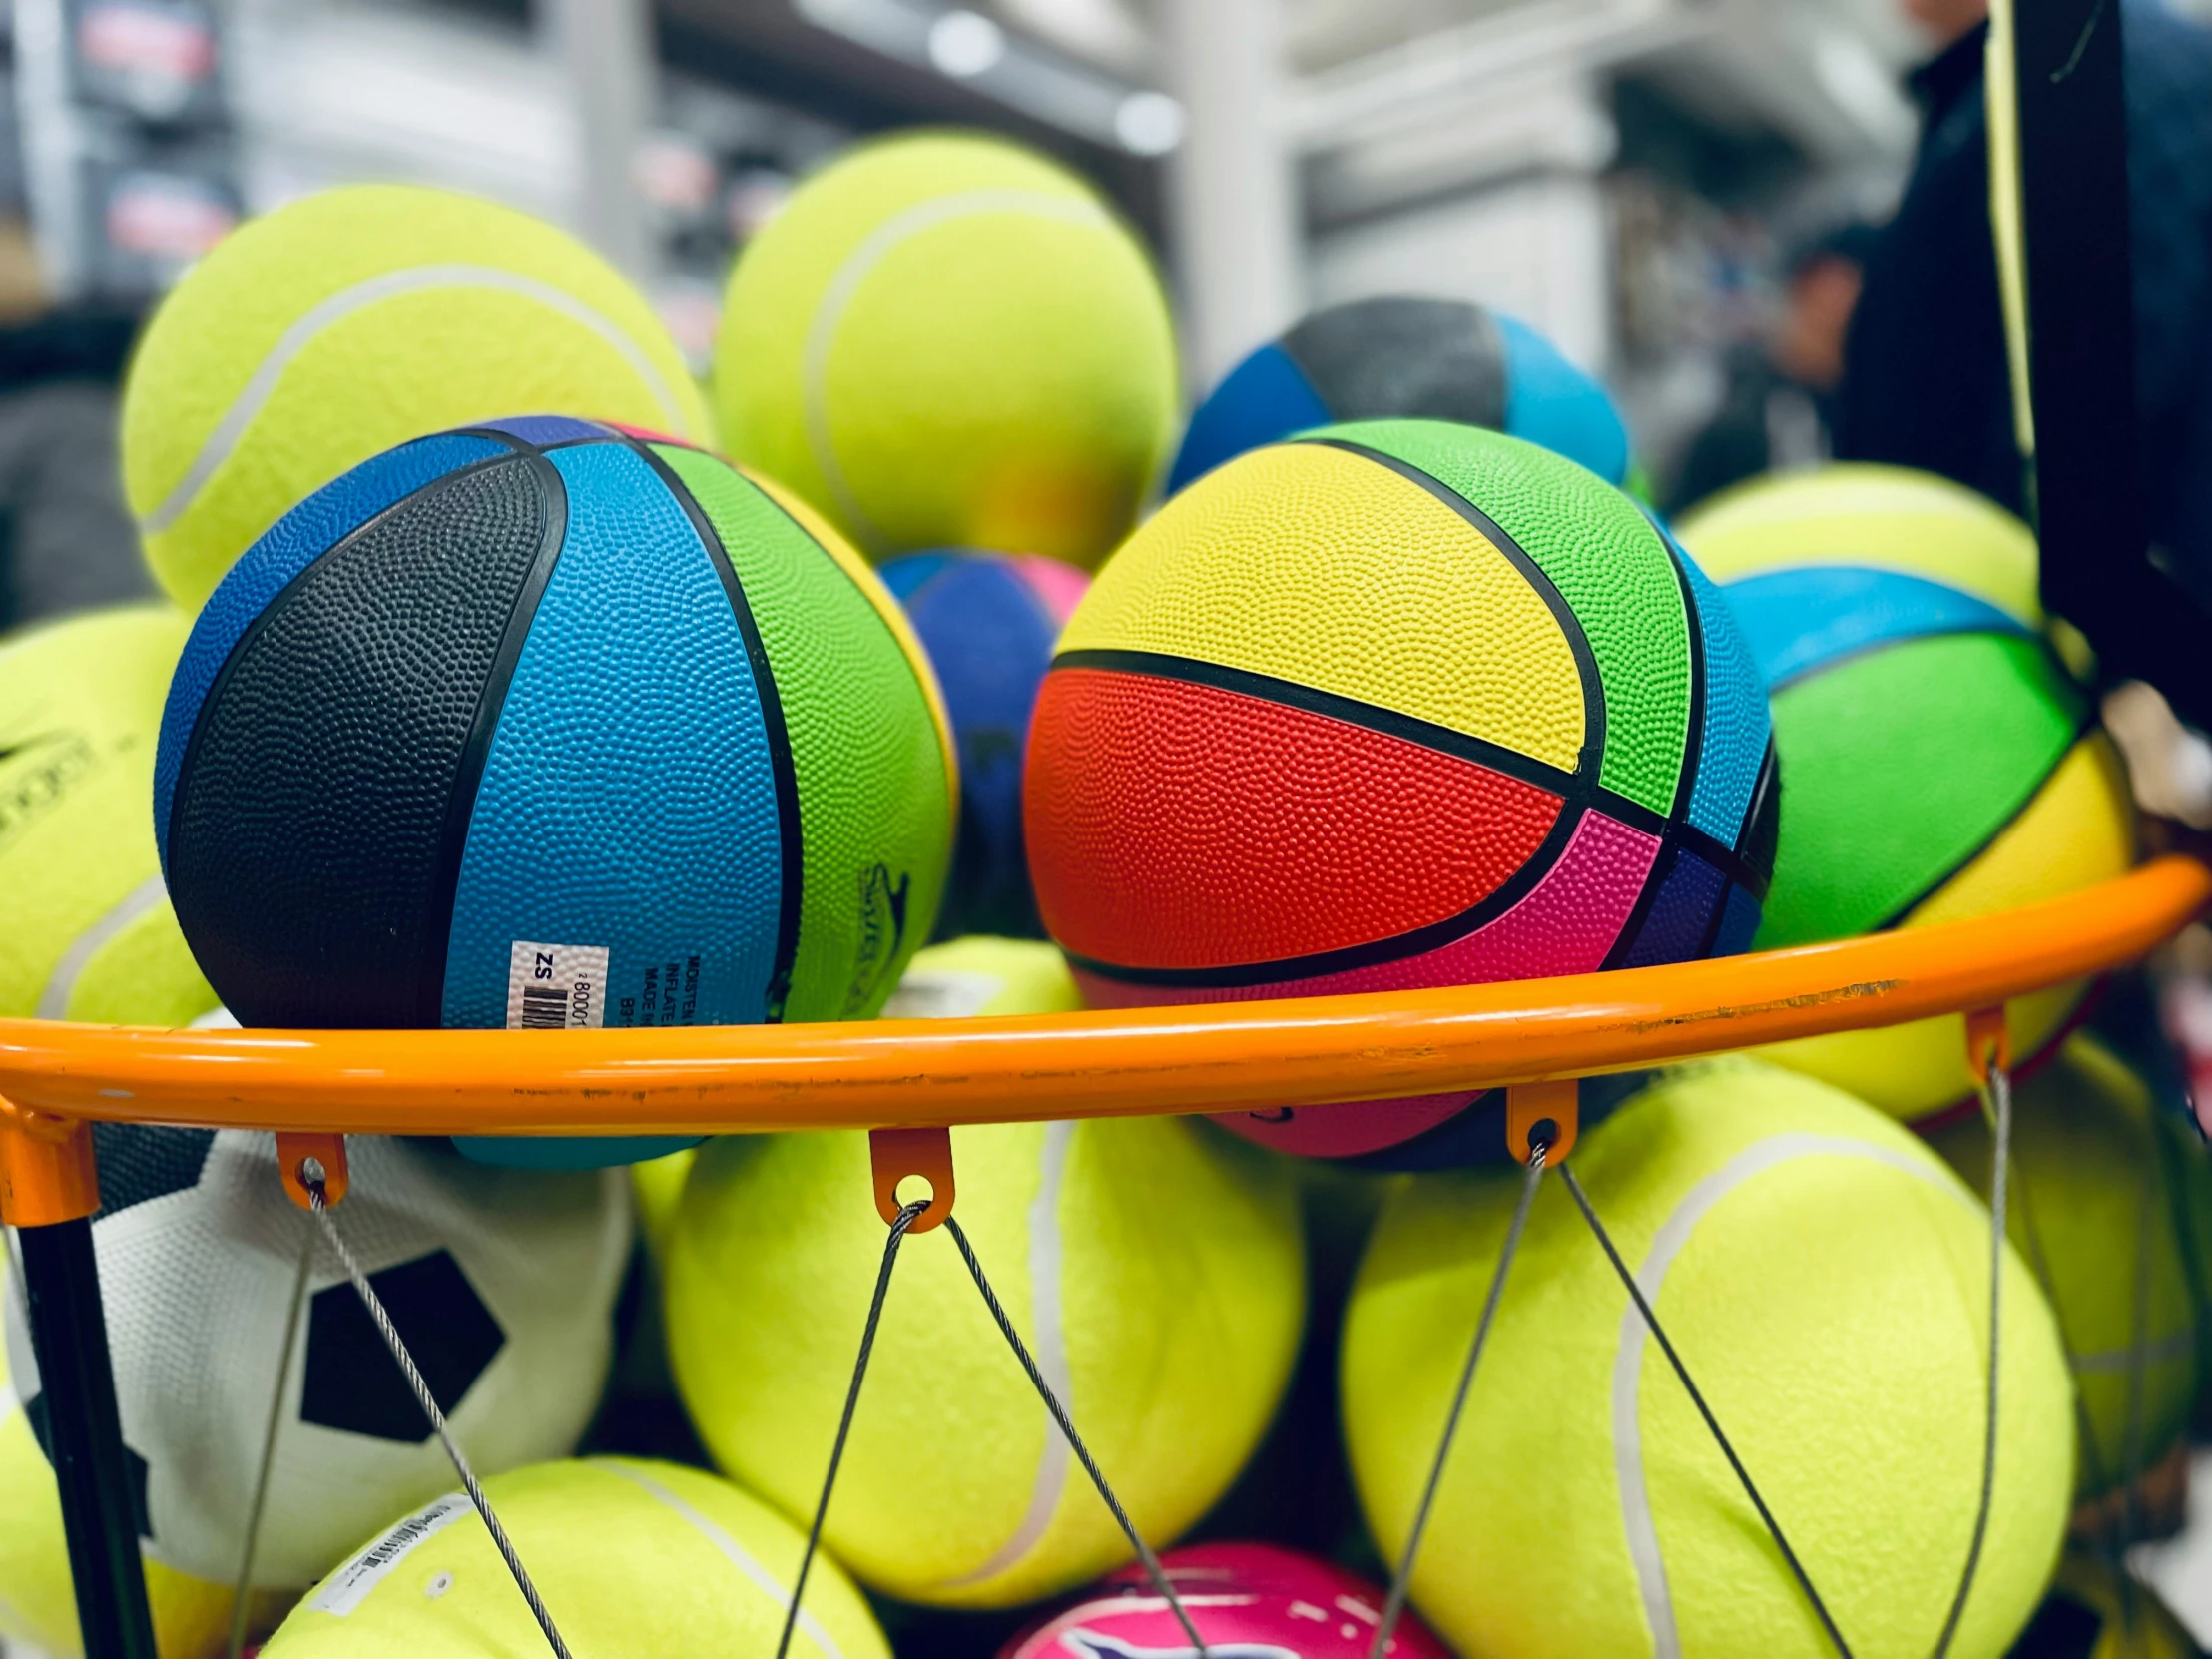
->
310;1491;471;1615
506;940;609;1030
880;967;1006;1020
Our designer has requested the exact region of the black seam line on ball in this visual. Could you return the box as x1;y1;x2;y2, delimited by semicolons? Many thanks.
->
417;452;572;1030
1046;648;1669;840
1731;740;1782;897
1599;838;1678;973
1868;718;2098;936
162;451;524;858
450;427;546;455
1299;436;1608;784
1766;622;2038;696
628;439;805;1024
1661;537;1709;828
1060;798;1594;991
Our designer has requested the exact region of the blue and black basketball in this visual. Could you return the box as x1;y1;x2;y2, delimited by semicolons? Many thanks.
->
878;550;1089;941
155;415;954;1167
1166;296;1630;495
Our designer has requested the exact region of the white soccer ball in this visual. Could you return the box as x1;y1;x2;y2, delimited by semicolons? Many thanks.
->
2;1129;632;1592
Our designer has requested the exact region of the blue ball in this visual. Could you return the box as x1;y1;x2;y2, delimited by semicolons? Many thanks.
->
878;550;1089;941
1167;296;1629;495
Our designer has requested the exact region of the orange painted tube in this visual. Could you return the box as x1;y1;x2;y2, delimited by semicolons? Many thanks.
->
0;856;2200;1142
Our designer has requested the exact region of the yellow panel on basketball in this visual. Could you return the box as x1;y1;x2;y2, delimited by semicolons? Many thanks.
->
1753;735;2132;1117
1060;442;1584;769
1679;464;2042;625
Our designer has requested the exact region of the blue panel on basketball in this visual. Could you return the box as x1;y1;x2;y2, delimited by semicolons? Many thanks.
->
157;421;953;1170
876;549;956;604
1164;343;1329;495
1714;883;1764;957
1624;851;1727;969
1495;311;1629;485
155;431;509;854
475;414;619;446
1668;534;1770;847
1723;566;2032;689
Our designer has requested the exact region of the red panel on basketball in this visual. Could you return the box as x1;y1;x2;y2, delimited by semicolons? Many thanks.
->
1026;665;1564;970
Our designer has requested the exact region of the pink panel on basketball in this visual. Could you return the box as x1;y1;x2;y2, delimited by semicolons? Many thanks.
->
1014;554;1091;626
1074;809;1662;1010
1209;1090;1483;1159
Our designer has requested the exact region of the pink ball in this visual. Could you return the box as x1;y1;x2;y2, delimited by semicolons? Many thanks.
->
997;1542;1452;1658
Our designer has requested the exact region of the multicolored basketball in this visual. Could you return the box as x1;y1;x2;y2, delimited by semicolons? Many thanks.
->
1678;464;2136;1118
1025;418;1777;1166
878;550;1089;940
1167;296;1630;495
156;416;953;1168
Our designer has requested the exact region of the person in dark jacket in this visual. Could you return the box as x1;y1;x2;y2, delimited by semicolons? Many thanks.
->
1836;0;2212;609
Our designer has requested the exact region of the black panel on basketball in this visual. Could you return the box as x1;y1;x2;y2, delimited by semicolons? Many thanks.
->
166;458;560;1027
1281;297;1508;430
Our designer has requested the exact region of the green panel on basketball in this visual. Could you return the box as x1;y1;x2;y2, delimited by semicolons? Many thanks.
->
0;606;218;1027
1681;466;2136;1119
654;446;956;1019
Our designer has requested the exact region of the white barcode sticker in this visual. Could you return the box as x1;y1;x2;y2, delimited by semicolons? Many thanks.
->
310;1492;471;1615
506;940;609;1030
879;967;1006;1021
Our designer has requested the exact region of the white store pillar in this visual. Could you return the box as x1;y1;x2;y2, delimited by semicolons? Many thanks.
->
549;0;654;277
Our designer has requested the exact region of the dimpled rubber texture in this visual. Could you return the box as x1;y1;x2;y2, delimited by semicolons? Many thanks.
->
659;448;952;1021
1724;566;2034;690
878;551;1087;942
164;455;555;1027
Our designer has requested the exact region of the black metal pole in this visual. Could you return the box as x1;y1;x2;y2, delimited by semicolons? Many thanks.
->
17;1217;157;1659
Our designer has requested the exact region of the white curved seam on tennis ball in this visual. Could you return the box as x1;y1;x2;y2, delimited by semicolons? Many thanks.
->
139;264;691;535
594;1460;846;1659
941;1117;1078;1588
1611;1133;1966;1659
800;190;1117;552
2073;1329;2195;1373
37;873;170;1021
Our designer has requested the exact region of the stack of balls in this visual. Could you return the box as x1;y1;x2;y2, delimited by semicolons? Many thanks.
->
0;109;2199;1659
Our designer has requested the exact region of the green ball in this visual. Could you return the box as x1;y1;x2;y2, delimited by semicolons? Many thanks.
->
259;1459;888;1657
716;131;1179;570
0;606;218;1026
1928;1032;2201;1503
1344;1058;2074;1658
665;1115;1305;1607
124;184;711;611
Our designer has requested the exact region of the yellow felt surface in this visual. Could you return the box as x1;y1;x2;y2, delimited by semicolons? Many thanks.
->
1675;463;2042;624
1927;1033;2198;1500
123;184;709;610
665;1118;1304;1607
262;1459;886;1658
1345;1059;2071;1659
0;606;219;1025
717;132;1175;568
1755;735;2134;1119
1060;442;1585;769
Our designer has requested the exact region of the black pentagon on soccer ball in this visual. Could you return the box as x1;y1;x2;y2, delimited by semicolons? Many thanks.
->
301;1251;505;1442
22;1391;153;1540
91;1124;215;1218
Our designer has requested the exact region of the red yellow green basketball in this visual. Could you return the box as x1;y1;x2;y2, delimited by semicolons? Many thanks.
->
1024;418;1777;1166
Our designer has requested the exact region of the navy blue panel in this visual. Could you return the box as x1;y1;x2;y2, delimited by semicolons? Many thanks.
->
1496;312;1630;484
877;550;960;605
165;455;559;1027
898;553;1060;940
1165;343;1331;496
474;415;618;447
1721;565;2033;689
440;442;786;1032
1624;851;1728;969
156;432;505;863
1668;533;1772;849
1713;882;1764;958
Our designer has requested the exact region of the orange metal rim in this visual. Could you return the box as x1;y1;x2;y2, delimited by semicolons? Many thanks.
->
0;856;2201;1141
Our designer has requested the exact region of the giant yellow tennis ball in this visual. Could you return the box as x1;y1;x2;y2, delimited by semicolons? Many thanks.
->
715;131;1178;569
1927;1032;2199;1505
1345;1058;2073;1659
1678;465;2135;1118
123;184;712;611
665;942;1303;1608
259;1458;888;1657
0;606;217;1027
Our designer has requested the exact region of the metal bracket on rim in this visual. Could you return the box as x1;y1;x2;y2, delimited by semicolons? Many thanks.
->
870;1125;955;1232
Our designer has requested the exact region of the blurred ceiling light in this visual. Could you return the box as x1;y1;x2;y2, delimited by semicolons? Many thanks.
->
929;8;1008;76
1113;89;1184;155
